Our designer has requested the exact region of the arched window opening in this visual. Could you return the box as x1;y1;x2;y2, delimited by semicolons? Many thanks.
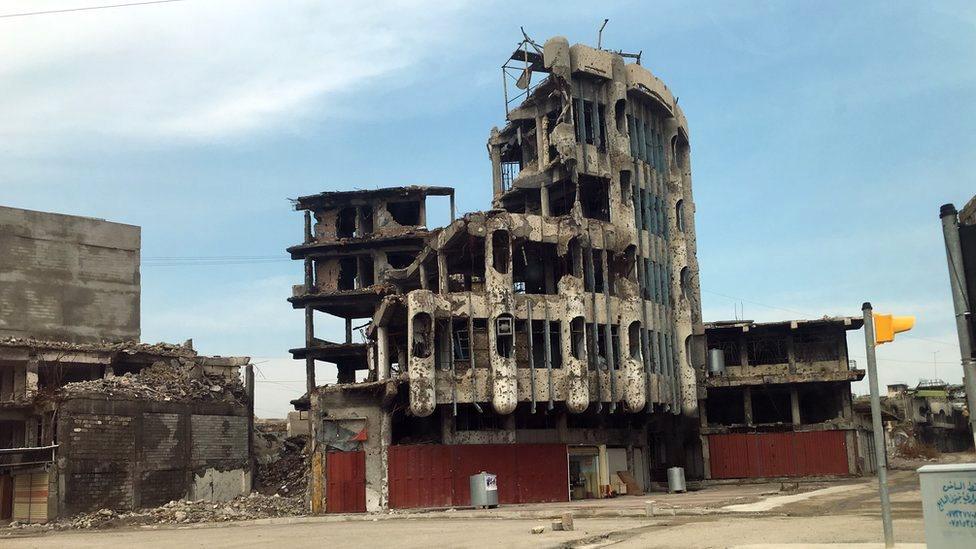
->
628;321;642;360
680;266;691;298
495;314;514;358
570;317;586;359
614;98;627;133
675;200;686;233
491;230;510;274
411;313;432;358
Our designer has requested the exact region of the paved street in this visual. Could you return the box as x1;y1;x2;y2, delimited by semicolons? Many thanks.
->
0;466;935;549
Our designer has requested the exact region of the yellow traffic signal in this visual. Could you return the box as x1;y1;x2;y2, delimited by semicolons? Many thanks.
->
874;314;915;345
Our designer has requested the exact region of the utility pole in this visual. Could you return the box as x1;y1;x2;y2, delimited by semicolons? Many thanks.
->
862;302;894;548
939;204;976;449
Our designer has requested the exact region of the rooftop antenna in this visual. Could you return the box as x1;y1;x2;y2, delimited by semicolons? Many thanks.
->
597;19;609;49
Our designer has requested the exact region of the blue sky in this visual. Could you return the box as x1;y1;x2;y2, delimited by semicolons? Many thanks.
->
2;1;974;417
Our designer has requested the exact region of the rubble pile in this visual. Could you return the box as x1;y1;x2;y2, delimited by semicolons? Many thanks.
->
257;435;309;496
59;359;246;404
0;336;196;358
6;493;303;531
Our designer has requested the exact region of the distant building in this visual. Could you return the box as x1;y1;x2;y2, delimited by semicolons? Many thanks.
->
700;317;869;479
884;381;972;452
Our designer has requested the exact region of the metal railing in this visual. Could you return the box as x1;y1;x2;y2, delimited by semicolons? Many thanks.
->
0;445;57;468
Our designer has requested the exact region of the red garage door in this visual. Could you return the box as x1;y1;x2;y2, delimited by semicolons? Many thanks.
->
326;451;366;513
388;444;568;509
388;445;453;509
709;431;849;479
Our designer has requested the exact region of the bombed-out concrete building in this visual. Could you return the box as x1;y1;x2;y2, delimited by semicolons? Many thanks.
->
289;35;703;513
0;207;253;523
700;318;869;480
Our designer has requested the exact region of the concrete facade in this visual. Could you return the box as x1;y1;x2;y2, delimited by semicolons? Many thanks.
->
290;36;704;513
0;206;140;344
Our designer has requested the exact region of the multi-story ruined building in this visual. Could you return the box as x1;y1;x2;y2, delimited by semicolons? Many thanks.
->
290;35;703;513
700;318;868;479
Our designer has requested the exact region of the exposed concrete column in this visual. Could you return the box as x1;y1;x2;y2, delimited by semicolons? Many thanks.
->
25;416;39;447
440;409;453;444
540;185;551;217
739;333;749;367
419;263;429;290
790;387;801;426
379;409;392;510
377;325;390;381
489;128;504;196
698;398;709;427
556;412;568;442
743;387;753;425
345;318;353;344
536;115;548;171
787;333;796;374
25;357;38;398
840;383;853;420
437;251;449;294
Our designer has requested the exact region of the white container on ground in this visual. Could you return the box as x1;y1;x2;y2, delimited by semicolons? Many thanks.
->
918;463;976;549
469;471;498;508
667;467;686;493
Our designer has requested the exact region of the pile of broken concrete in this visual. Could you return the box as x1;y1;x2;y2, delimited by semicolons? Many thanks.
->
6;493;303;531
58;359;246;405
256;434;309;497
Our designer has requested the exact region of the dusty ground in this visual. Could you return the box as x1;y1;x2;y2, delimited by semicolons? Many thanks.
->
3;453;970;548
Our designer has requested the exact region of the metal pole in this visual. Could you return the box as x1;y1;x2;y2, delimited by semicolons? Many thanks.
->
862;302;894;548
939;204;976;448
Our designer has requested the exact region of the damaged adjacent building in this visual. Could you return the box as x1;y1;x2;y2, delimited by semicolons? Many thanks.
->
883;380;973;453
289;35;703;513
701;318;869;479
0;207;253;523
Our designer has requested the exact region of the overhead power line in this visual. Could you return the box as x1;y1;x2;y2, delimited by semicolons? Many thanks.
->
0;0;186;19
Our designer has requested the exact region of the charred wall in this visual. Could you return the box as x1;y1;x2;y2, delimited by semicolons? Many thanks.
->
55;397;250;517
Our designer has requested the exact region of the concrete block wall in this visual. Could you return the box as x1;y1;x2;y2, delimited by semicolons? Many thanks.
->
55;398;250;517
0;205;140;343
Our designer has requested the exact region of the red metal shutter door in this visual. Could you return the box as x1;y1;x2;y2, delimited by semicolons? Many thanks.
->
515;444;569;504
388;445;453;509
326;451;366;513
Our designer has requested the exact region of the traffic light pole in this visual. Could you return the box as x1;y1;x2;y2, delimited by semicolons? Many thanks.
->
939;204;976;450
862;302;894;548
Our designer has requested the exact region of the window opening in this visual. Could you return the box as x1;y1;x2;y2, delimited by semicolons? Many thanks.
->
491;230;510;274
336;207;356;238
387;201;421;226
628;321;642;360
579;175;610;222
495;314;514;358
570;317;586;359
411;313;432;358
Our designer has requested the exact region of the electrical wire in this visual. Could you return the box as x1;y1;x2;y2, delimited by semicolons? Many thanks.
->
701;288;958;347
1;0;186;19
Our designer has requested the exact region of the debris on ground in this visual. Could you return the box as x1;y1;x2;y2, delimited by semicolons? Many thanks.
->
57;359;246;405
5;493;303;531
256;435;309;496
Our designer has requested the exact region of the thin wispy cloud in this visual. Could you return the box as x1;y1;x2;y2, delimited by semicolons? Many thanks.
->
1;0;473;148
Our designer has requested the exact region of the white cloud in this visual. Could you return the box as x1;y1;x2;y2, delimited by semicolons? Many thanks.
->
0;0;473;148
